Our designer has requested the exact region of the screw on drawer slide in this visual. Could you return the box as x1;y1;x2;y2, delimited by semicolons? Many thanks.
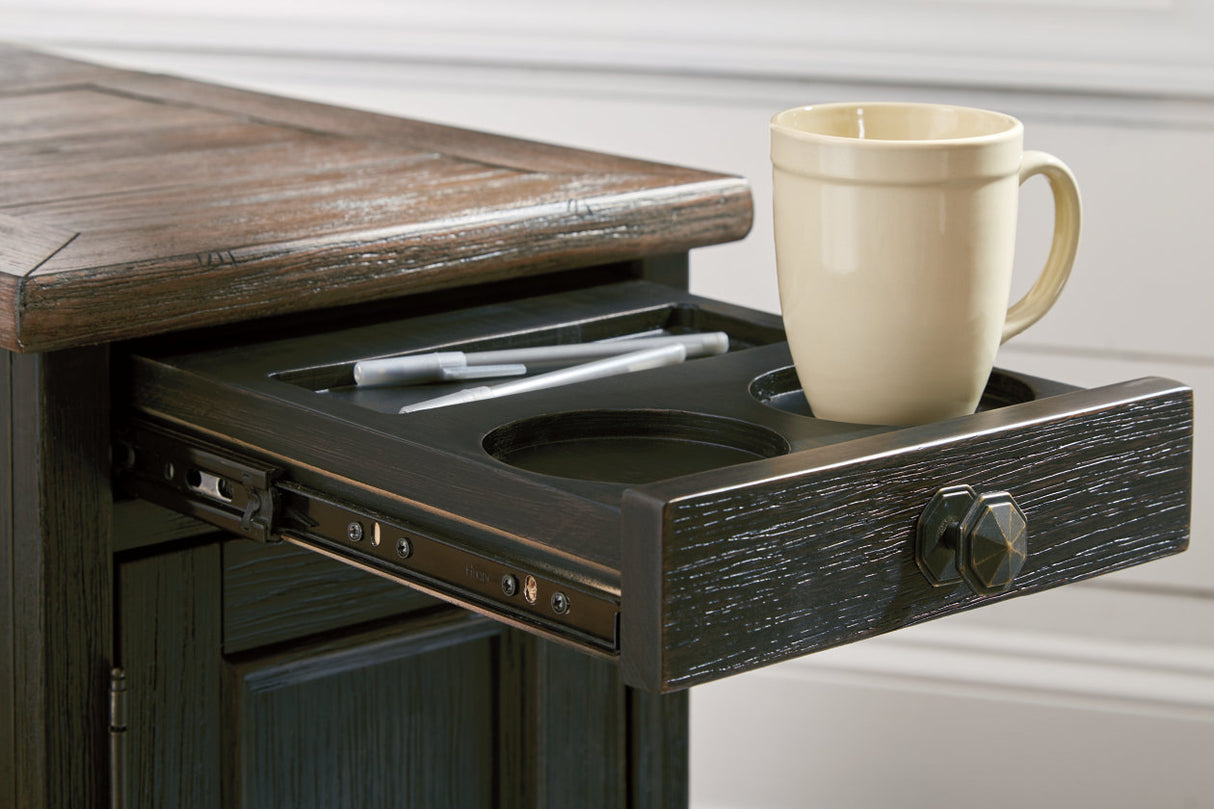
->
116;420;620;654
116;420;281;542
274;481;620;653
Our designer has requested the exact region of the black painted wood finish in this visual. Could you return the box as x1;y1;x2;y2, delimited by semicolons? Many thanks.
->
628;687;690;808
112;536;682;809
222;538;439;654
117;542;223;809
123;279;1194;693
3;348;112;807
111;497;220;553
229;610;501;808
496;629;688;809
621;379;1193;690
0;350;10;809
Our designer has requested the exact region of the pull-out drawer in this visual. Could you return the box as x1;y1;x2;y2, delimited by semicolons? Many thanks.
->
118;280;1193;692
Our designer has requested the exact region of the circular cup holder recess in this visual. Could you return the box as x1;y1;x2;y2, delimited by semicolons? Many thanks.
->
483;409;790;484
748;367;1037;418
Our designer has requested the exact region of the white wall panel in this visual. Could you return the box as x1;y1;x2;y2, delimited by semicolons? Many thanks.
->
997;348;1211;591
691;623;1214;809
2;0;1212;95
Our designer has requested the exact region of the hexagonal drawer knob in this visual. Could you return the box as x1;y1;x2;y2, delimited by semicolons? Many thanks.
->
916;485;1029;595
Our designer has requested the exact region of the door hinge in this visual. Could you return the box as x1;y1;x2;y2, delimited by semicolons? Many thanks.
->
116;420;282;542
109;667;126;809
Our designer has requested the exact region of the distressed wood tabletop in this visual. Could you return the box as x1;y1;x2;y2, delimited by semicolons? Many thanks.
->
0;46;752;352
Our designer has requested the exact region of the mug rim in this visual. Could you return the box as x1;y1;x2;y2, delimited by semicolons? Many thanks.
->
771;102;1022;148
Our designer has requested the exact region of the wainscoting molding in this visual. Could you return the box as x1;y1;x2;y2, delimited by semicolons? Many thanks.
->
2;0;1213;97
691;591;1214;808
770;615;1214;720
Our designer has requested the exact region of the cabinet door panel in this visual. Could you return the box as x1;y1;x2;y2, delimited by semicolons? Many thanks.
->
229;611;500;809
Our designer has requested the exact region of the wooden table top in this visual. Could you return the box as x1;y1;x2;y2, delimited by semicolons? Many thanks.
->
0;46;752;353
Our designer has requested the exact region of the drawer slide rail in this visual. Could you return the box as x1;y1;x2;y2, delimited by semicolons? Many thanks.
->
116;420;620;654
118;421;280;542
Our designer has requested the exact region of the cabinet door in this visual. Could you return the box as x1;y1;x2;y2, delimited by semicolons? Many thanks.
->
120;542;499;808
116;536;687;809
228;611;500;808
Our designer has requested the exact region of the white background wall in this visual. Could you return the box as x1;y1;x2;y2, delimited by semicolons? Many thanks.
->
4;2;1213;805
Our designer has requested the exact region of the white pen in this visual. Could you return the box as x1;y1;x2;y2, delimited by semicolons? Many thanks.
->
399;344;687;413
354;332;728;387
353;353;525;387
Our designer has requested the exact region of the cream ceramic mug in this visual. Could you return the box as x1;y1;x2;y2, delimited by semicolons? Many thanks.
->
771;102;1081;425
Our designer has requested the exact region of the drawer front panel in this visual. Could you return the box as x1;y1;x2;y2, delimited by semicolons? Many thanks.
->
621;379;1193;692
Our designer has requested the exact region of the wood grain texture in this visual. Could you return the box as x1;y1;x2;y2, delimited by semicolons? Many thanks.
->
0;214;77;349
117;542;222;809
629;688;690;809
495;632;531;808
111;497;222;553
0;47;753;353
104;67;723;178
8;348;112;806
0;279;15;350
222;538;439;654
0;44;127;94
621;379;1194;691
0;88;232;146
0;350;12;809
0;213;77;277
531;639;627;808
497;631;631;808
229;609;500;808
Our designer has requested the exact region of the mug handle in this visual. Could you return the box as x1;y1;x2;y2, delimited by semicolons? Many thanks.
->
1002;150;1082;343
